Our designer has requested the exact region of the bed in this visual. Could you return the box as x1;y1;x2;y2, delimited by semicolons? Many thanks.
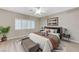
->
28;26;62;52
28;32;60;52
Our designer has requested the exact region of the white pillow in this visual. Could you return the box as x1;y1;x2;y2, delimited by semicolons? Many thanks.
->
50;29;57;33
50;29;54;33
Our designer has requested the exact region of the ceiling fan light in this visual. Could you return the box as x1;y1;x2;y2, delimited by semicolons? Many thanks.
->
35;7;42;15
36;9;41;14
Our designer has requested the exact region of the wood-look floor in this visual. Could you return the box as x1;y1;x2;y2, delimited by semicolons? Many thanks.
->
54;40;79;52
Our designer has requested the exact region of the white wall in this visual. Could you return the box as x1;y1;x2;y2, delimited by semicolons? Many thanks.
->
40;8;79;43
0;9;40;39
40;18;47;27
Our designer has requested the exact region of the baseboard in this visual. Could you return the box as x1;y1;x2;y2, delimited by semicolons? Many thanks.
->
7;35;27;40
70;39;79;44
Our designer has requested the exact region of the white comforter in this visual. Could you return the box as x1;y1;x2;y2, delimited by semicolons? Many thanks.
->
28;33;53;52
0;39;24;52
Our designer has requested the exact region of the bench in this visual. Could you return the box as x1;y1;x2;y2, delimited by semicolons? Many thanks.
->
21;37;39;52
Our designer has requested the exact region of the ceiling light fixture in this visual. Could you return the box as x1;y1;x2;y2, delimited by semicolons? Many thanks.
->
35;7;41;15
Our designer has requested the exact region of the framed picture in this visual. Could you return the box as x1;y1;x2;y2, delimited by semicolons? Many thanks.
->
47;17;58;26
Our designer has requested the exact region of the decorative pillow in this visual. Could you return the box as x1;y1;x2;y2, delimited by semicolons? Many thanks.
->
41;31;48;36
44;28;50;32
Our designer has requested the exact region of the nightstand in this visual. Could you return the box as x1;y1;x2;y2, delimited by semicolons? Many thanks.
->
62;33;70;41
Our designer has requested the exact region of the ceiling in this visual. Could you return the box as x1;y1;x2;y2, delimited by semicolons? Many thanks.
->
0;7;76;18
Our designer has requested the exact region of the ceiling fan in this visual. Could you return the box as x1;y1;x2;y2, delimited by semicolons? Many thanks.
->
31;7;47;16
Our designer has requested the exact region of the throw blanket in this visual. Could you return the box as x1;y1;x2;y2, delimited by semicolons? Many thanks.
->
34;32;60;49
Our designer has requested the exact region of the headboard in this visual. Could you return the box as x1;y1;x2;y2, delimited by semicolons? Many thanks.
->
44;26;63;39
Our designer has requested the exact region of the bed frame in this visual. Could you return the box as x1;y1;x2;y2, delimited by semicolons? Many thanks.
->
44;26;63;39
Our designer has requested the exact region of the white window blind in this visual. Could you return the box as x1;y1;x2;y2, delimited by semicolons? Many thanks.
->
15;19;35;30
15;19;22;30
22;20;27;29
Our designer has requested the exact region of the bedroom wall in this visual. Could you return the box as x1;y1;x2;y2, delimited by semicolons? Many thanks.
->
40;17;47;28
0;9;41;40
40;8;79;43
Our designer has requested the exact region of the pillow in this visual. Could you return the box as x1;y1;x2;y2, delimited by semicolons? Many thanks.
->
49;29;57;33
54;29;57;33
41;31;48;36
44;28;50;32
49;32;60;39
50;29;54;33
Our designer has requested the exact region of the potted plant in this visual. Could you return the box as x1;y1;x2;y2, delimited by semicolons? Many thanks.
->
0;26;10;42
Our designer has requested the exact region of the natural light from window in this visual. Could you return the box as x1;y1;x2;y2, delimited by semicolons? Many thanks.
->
15;19;35;30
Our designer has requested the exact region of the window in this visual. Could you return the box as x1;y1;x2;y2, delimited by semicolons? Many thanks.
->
27;20;35;29
31;21;35;29
15;19;35;30
15;19;22;30
22;20;27;29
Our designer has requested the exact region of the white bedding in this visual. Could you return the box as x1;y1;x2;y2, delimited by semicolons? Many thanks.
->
28;33;53;52
0;39;24;52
